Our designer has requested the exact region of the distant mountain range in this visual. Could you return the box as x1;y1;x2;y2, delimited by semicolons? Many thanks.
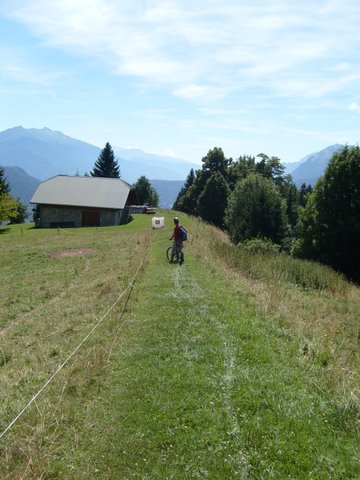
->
0;126;196;209
0;126;198;183
0;126;348;214
285;144;345;186
113;147;196;183
0;127;100;181
3;166;41;209
150;179;185;208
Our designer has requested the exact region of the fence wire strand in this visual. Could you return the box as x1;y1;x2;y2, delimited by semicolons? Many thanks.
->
0;243;148;440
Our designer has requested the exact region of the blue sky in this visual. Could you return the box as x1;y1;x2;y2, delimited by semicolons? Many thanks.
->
1;0;360;164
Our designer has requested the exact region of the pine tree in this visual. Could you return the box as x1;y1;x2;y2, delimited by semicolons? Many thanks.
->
90;143;120;178
184;168;195;189
299;183;313;207
173;168;195;211
0;166;10;195
197;172;229;227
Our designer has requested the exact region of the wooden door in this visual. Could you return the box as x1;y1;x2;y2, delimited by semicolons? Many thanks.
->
82;210;100;226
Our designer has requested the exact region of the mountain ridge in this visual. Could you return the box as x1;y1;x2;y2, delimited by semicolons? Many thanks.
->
287;144;345;186
4;165;41;203
0;126;199;183
0;126;348;212
0;127;196;209
0;126;100;180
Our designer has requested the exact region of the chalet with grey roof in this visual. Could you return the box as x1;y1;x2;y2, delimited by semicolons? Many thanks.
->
31;175;132;228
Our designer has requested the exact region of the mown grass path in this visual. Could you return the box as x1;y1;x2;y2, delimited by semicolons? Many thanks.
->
48;222;359;479
1;217;359;479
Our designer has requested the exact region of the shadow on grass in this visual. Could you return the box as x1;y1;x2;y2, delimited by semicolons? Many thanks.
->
0;224;37;234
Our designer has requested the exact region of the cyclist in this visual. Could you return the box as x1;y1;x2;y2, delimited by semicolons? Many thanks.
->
169;216;183;263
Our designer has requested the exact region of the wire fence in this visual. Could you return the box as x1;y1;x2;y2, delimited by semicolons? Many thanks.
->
0;243;149;440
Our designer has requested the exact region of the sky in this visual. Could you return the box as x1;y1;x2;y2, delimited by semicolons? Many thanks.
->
1;0;360;165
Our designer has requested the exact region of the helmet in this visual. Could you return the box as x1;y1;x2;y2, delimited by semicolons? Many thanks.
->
174;216;179;224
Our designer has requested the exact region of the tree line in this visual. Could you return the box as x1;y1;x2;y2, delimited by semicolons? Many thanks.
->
174;146;360;283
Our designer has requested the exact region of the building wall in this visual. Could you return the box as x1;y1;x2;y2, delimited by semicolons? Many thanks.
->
39;205;124;228
130;205;145;214
101;209;123;226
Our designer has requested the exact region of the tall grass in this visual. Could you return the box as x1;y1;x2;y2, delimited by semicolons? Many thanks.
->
0;218;151;477
211;239;351;294
0;214;359;478
188;217;360;413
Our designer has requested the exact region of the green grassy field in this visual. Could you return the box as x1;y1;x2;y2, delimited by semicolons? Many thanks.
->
0;213;359;479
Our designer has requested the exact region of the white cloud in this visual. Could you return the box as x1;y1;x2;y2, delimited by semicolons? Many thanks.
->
348;102;360;111
2;0;360;102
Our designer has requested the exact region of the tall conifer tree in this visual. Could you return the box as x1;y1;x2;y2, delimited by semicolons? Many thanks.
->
91;142;120;178
0;166;10;195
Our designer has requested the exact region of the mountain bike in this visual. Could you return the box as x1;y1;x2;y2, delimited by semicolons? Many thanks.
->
166;243;184;265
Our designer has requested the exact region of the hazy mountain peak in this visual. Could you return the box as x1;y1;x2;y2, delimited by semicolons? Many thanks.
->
0;126;90;146
299;144;344;163
289;144;345;186
0;126;198;183
1;126;352;210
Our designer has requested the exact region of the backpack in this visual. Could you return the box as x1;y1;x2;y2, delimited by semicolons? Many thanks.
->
179;225;188;241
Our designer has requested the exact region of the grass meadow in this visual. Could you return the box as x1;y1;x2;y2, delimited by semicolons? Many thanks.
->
0;213;359;479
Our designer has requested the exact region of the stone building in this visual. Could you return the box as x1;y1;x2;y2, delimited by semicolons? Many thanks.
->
31;175;132;228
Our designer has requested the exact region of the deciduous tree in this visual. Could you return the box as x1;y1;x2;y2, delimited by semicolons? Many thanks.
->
8;199;28;224
0;193;19;223
225;173;288;244
0;167;28;223
133;176;159;207
201;147;231;177
298;145;360;281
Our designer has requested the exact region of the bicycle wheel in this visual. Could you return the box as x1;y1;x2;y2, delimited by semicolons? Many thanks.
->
166;246;173;262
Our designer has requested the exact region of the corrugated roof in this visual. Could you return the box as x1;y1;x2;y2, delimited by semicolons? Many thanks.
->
30;175;131;209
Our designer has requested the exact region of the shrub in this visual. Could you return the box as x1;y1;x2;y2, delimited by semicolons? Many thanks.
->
241;237;280;255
